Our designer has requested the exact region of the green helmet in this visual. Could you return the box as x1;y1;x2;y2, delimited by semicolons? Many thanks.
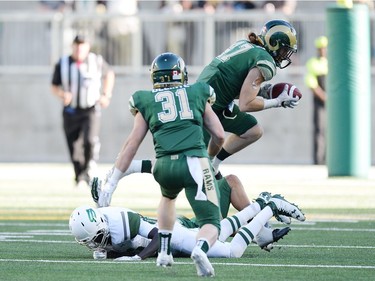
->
150;52;188;89
259;19;297;69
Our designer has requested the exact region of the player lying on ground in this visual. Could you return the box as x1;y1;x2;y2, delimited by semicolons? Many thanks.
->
69;192;305;260
90;165;294;251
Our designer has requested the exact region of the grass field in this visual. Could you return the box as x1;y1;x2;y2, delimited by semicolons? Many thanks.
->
1;163;375;280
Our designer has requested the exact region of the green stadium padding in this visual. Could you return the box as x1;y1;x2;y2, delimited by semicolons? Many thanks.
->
326;4;371;178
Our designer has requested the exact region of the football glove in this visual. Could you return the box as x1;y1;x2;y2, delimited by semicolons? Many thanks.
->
281;100;299;108
257;83;272;99
90;177;101;205
91;176;118;207
276;84;299;108
114;255;142;262
98;181;117;207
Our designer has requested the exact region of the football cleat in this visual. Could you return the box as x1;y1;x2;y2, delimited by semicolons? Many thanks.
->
268;194;305;222
215;171;223;180
255;226;291;252
275;215;292;225
191;247;215;277
254;226;291;252
255;191;272;209
156;252;174;267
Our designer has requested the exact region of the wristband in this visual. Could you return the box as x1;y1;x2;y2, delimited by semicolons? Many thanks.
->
108;167;124;184
263;98;279;109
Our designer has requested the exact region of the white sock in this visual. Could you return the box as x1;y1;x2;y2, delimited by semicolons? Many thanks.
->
219;203;261;241
211;157;221;174
229;206;273;258
158;230;172;255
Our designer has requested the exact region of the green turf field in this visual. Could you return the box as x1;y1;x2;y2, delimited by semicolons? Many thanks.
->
1;220;374;281
1;163;375;280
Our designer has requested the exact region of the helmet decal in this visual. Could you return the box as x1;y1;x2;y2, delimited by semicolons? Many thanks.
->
150;52;188;89
86;208;97;222
265;25;297;52
259;19;297;69
69;206;110;249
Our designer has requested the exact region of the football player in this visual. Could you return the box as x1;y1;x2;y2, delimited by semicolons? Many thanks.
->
93;52;226;277
197;19;300;177
69;192;304;261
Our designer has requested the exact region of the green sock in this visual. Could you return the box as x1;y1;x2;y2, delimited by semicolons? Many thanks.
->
141;160;152;173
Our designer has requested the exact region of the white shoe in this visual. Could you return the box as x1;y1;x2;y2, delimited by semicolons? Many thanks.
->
268;194;306;222
191;247;215;277
255;225;291;251
156;252;173;267
276;215;292;224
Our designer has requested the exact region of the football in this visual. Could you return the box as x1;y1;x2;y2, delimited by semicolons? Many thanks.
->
267;83;302;100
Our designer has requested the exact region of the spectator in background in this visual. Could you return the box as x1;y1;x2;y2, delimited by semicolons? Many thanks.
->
51;35;115;187
232;1;257;10
305;36;328;165
101;0;139;65
158;0;208;65
262;0;296;15
39;0;74;12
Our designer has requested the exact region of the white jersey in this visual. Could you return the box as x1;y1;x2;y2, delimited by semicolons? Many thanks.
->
99;207;232;258
99;207;154;253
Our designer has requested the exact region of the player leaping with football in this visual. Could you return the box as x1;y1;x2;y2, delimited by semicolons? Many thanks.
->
197;19;301;178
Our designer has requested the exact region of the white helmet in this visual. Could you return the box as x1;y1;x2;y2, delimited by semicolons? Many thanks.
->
69;206;109;249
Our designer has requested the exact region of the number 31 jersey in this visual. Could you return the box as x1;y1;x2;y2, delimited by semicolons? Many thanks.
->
129;82;215;158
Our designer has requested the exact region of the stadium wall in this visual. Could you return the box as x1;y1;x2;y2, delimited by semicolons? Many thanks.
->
1;72;374;165
0;6;374;165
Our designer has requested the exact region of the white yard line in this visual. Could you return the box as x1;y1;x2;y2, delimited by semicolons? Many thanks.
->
0;258;374;270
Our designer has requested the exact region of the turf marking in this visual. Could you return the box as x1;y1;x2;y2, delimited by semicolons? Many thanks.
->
0;259;374;270
292;227;375;232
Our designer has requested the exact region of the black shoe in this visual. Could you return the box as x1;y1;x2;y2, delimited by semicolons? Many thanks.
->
215;171;223;180
272;227;291;243
258;227;291;252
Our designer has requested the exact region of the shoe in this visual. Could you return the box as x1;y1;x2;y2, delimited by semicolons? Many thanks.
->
215;171;223;180
156;252;173;267
272;227;291;243
275;215;292;225
268;194;305;222
191;247;215;277
255;191;272;209
255;226;291;252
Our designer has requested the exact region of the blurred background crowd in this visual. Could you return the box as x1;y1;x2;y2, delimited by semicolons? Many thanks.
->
0;0;374;165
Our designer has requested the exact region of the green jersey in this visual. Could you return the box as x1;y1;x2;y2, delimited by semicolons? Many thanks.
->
129;82;215;158
197;39;277;111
